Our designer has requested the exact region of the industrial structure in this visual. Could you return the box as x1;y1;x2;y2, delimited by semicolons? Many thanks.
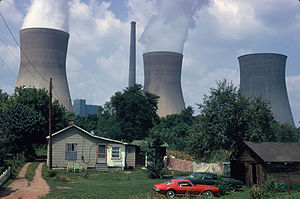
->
15;28;73;112
128;21;136;87
143;51;185;117
73;99;100;116
238;53;294;126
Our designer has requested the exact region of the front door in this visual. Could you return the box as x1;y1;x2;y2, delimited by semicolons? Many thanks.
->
97;145;106;163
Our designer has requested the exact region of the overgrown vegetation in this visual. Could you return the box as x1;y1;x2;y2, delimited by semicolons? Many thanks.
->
73;81;299;165
25;162;40;181
0;87;72;161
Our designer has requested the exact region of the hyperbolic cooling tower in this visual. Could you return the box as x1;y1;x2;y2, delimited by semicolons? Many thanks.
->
238;53;294;126
15;28;73;112
128;21;136;87
143;51;185;117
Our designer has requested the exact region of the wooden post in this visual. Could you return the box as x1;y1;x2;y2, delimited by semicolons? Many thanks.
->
49;78;52;169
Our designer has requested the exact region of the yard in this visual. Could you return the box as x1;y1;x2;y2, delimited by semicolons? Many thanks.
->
40;164;300;199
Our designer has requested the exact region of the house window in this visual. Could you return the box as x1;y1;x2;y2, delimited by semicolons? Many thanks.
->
65;143;77;160
112;146;120;159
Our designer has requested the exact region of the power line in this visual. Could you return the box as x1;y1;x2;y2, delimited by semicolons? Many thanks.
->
0;10;65;106
0;37;20;63
0;10;49;84
0;56;17;78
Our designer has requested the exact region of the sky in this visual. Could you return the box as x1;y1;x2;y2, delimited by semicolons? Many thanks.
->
0;0;300;126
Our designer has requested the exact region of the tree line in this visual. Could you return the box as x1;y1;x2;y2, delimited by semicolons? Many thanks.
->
1;81;299;165
75;81;300;162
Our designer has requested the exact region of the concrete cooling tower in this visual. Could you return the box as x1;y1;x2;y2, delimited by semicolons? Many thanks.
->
238;53;294;126
143;51;185;117
15;28;73;112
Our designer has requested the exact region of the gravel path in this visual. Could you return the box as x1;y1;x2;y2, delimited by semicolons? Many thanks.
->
0;162;50;199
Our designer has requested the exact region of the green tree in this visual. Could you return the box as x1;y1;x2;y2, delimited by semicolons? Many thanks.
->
0;87;71;158
271;122;300;142
75;113;98;132
195;80;276;159
0;102;44;158
156;106;195;151
104;84;159;142
10;87;71;143
143;128;168;178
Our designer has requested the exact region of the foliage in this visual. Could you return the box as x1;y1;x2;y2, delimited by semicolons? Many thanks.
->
99;84;159;142
143;128;169;179
193;80;276;159
0;87;71;158
166;149;196;161
263;177;278;197
75;113;98;132
0;102;45;158
158;107;195;151
271;122;300;142
249;184;264;199
46;169;57;178
25;162;40;181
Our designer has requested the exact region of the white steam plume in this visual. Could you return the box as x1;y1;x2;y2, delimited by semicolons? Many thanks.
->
140;0;208;53
22;0;69;32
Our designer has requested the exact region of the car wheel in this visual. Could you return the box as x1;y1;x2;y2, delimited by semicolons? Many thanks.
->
228;184;237;192
166;190;175;198
202;190;213;198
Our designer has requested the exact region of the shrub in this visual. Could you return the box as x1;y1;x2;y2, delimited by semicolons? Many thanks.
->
47;169;57;177
53;174;70;182
217;182;230;196
249;184;264;199
263;176;278;193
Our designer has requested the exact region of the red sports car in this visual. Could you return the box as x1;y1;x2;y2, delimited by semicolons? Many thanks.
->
153;179;219;198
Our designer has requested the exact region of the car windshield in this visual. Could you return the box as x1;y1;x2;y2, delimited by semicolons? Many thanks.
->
164;181;173;185
189;173;201;178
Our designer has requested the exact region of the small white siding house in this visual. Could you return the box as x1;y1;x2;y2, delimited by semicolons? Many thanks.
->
47;125;128;170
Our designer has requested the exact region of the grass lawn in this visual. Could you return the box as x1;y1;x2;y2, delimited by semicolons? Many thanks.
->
42;165;166;199
41;165;300;199
25;162;40;181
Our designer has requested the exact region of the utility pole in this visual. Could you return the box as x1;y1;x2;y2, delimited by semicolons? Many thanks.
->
49;78;52;169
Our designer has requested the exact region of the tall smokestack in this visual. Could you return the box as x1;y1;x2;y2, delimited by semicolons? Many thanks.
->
16;28;73;112
238;53;294;126
143;51;185;117
128;21;136;87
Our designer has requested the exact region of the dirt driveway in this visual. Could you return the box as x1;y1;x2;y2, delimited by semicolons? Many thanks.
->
0;162;50;199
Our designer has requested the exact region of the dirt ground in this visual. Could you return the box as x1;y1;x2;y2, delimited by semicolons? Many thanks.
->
0;162;50;199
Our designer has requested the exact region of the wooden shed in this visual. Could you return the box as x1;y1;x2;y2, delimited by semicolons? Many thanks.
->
231;141;300;187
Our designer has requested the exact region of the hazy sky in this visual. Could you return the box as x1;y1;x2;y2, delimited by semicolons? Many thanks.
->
0;0;300;126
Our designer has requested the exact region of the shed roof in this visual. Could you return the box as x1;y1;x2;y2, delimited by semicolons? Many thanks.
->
244;141;300;162
47;125;128;145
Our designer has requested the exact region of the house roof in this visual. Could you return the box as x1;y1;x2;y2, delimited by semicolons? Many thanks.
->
131;140;169;147
47;125;128;145
244;141;300;163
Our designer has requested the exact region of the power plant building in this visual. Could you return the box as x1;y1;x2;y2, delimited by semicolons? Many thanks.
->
238;53;294;126
73;99;100;116
143;51;185;117
15;28;73;112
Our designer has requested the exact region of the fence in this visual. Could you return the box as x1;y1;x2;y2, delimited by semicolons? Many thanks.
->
168;157;230;175
0;167;11;186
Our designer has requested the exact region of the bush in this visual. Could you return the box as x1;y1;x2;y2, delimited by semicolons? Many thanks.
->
217;182;230;196
47;169;57;177
263;177;277;193
53;174;70;182
147;163;169;179
249;184;264;199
